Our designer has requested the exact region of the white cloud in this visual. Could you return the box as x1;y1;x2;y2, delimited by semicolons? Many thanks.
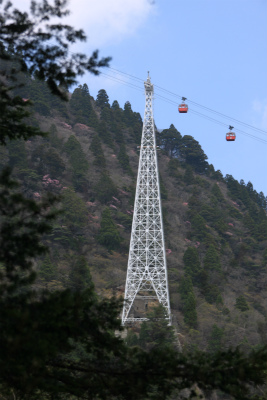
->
66;0;154;47
11;0;154;48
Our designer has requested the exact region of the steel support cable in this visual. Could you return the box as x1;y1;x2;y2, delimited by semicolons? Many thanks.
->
154;93;267;144
96;69;267;143
108;67;267;136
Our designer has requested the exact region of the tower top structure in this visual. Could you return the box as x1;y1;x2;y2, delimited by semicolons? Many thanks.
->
144;71;153;93
122;73;171;325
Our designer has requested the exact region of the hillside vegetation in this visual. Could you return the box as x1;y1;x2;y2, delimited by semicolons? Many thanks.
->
3;76;267;353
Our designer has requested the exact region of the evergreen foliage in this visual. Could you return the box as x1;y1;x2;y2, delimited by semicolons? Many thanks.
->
39;254;57;283
7;139;28;169
61;188;87;228
98;121;114;148
203;244;221;271
97;208;122;251
211;183;224;202
68;256;93;291
94;173;118;203
208;324;224;353
138;305;177;351
183;165;195;184
158;124;182;158
69;84;98;128
96;89;110;110
180;135;208;173
183;247;201;281
235;295;249;312
32;144;65;178
64;135;89;189
183;291;198;328
118;142;133;174
178;276;198;328
0;1;110;144
89;134;106;168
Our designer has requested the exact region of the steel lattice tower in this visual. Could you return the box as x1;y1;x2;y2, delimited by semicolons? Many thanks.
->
122;73;171;325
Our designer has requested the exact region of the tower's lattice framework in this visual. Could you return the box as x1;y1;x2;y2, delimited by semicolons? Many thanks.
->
122;74;171;325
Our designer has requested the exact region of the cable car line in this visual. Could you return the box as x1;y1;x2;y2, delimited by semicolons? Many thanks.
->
153;93;267;144
107;67;267;136
101;71;267;144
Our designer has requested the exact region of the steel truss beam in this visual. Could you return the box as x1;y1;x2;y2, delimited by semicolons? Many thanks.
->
122;73;171;325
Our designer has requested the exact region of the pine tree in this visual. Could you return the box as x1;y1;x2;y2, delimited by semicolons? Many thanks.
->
184;292;198;328
98;121;114;148
96;89;110;110
90;135;106;168
183;247;201;281
204;244;221;271
118;142;132;175
211;183;224;202
69;84;98;128
180;135;208;173
158;124;182;158
69;256;93;291
208;324;224;353
97;208;122;251
183;165;195;184
138;305;176;351
64;135;89;190
94;173;118;203
178;276;198;328
235;295;249;312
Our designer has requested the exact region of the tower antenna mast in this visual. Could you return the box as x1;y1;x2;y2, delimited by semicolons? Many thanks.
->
122;73;171;325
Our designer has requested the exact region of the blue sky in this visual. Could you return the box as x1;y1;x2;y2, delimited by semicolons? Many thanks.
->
17;0;267;195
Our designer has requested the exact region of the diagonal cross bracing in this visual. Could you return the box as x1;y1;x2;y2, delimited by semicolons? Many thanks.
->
122;73;171;325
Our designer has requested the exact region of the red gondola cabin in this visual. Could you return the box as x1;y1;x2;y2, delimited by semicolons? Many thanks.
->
226;126;236;141
226;132;236;141
178;103;188;113
179;97;188;113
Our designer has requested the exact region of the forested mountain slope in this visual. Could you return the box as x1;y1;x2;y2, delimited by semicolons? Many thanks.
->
2;77;267;352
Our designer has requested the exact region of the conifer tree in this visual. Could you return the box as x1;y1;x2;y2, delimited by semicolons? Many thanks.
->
235;295;249;312
138;305;176;351
184;165;195;184
118;142;132;175
94;173;118;203
158;124;182;158
180;135;208;173
208;324;224;353
96;89;110;110
211;183;224;202
69;256;93;291
98;121;114;148
178;276;198;328
183;291;198;328
89;135;106;168
183;247;201;281
64;135;89;190
204;244;221;271
97;208;122;251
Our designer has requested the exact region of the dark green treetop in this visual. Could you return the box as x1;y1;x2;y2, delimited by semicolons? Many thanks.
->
180;135;208;173
96;89;110;110
0;0;110;144
158;124;182;158
97;207;122;251
235;295;249;312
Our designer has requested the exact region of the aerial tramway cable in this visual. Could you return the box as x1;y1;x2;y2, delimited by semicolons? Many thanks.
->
105;67;267;143
109;67;267;137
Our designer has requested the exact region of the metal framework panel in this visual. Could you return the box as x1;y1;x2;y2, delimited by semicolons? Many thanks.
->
122;73;171;325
